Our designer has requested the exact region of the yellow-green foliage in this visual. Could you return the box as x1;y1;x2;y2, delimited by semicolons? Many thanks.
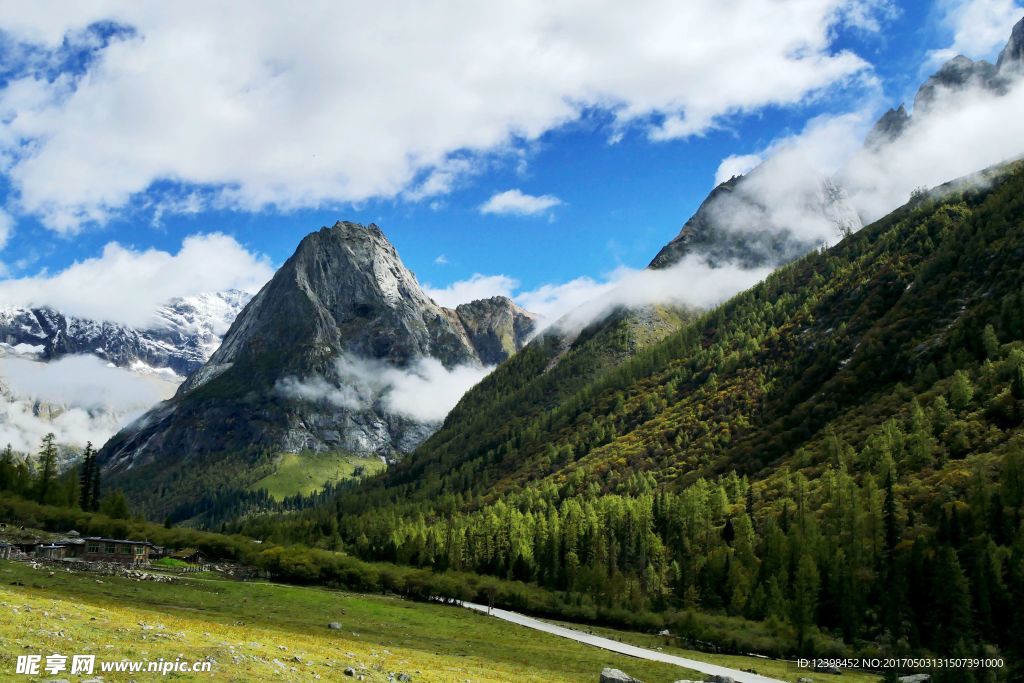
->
0;560;695;682
250;451;385;500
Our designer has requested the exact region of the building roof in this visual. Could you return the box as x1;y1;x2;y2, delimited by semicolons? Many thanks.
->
83;537;155;547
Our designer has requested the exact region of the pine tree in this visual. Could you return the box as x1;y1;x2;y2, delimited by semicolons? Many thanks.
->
0;443;14;492
949;370;974;410
882;469;905;638
793;553;820;650
36;433;57;504
89;452;101;512
78;441;95;510
99;489;129;519
982;324;1000;359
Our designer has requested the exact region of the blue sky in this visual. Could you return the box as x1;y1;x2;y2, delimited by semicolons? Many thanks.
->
0;0;1022;324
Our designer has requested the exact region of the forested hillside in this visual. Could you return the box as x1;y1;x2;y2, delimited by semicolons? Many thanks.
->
236;162;1024;680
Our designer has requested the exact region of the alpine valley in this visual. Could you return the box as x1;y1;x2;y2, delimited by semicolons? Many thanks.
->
1;12;1024;683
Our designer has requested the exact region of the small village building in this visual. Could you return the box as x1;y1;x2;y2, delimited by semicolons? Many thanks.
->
170;548;207;566
35;544;69;560
80;537;155;565
0;542;13;560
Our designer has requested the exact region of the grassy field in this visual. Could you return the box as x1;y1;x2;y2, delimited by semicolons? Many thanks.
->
249;451;386;499
0;560;702;682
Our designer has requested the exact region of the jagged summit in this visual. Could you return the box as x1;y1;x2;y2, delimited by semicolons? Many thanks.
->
649;18;1024;274
865;104;909;150
913;54;998;112
97;221;537;516
180;221;479;394
648;170;859;271
997;16;1024;72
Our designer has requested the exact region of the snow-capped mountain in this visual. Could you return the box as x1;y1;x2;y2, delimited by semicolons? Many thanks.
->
0;290;251;455
0;289;252;377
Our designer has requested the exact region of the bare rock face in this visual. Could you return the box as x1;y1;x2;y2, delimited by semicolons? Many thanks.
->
913;55;998;113
98;222;536;487
865;104;909;150
997;16;1024;74
648;173;860;271
454;297;537;365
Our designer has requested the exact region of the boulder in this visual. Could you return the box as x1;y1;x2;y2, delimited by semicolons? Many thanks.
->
600;668;642;683
898;676;931;683
328;622;342;629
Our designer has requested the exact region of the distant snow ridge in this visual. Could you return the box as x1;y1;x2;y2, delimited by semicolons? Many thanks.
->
0;289;251;376
0;290;250;453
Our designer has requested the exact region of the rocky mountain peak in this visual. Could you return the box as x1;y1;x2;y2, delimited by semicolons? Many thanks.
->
454;296;538;365
998;16;1024;73
865;104;909;150
98;221;538;510
913;54;998;113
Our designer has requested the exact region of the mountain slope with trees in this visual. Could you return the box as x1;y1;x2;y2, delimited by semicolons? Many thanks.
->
239;161;1024;680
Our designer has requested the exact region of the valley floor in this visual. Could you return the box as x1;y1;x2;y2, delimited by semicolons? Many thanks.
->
0;559;698;682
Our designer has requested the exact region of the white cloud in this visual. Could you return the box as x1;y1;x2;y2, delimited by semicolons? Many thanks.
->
515;275;620;322
433;254;449;265
0;353;178;451
424;273;519;308
382;358;492;423
1;354;166;410
700;42;1024;255
278;353;492;423
929;0;1023;64
430;256;772;331
0;233;273;328
841;74;1024;221
714;154;763;185
528;257;773;332
0;1;882;230
701;110;872;250
479;189;563;216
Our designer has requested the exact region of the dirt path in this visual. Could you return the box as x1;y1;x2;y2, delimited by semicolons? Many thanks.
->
459;601;787;683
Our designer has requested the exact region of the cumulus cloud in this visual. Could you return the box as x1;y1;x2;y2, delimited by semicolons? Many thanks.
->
278;353;492;423
0;233;272;328
0;354;178;451
480;189;563;216
929;0;1023;64
0;1;883;230
424;273;519;308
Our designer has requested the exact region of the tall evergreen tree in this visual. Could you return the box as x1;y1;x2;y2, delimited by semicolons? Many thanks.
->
78;441;95;511
36;433;57;505
90;451;102;512
0;443;14;492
